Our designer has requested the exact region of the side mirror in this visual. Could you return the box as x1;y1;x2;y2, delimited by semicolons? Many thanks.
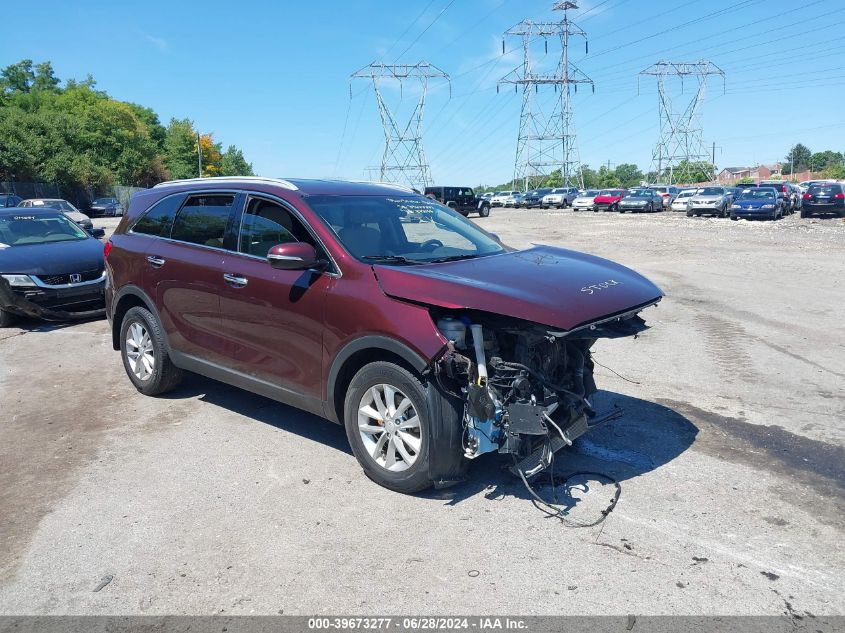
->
267;242;321;270
91;228;106;238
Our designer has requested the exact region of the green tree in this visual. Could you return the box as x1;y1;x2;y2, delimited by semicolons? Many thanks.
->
164;118;201;180
581;165;599;189
219;145;254;176
0;59;35;93
614;163;644;188
783;143;812;173
597;165;620;188
737;176;755;184
809;150;843;173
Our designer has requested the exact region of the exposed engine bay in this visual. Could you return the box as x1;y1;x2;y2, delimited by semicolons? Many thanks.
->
432;308;650;477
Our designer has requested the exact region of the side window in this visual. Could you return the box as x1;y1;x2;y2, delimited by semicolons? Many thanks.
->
170;194;234;247
132;194;183;236
238;197;316;258
445;188;457;200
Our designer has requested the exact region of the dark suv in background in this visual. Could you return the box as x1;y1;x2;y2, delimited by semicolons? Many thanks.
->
520;188;552;209
106;177;662;493
423;186;490;217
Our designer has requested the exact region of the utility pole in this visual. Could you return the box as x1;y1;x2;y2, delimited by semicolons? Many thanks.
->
499;1;594;191
351;62;450;190
196;132;203;178
639;61;725;184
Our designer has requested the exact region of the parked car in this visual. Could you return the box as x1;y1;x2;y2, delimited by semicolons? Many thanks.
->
759;181;794;214
0;207;106;327
521;188;552;209
670;189;696;212
0;194;23;208
541;187;579;209
730;187;783;220
504;192;526;208
491;191;519;207
649;185;680;208
801;182;845;218
592;189;626;212
105;177;663;493
571;189;600;212
686;186;732;217
618;188;663;213
19;199;94;232
89;197;124;217
423;186;491;218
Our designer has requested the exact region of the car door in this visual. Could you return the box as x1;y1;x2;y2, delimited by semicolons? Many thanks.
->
145;191;241;364
216;194;333;401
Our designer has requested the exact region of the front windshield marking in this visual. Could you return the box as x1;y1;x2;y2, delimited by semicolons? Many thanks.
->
306;195;505;264
0;213;88;245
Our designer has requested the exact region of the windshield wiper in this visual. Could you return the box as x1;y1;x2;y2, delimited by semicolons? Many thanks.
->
428;254;482;263
360;254;422;265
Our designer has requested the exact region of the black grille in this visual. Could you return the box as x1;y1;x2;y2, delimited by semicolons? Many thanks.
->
35;269;103;286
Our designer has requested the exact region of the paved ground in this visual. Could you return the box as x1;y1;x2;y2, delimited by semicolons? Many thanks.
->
1;210;843;616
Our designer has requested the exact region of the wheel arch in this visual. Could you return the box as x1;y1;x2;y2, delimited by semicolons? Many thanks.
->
111;286;162;351
326;335;433;425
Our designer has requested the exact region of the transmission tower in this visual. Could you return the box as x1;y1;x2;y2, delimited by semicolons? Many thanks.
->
639;60;725;185
351;62;450;190
499;1;593;191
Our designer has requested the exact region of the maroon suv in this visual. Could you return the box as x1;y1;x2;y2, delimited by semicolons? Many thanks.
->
106;177;663;493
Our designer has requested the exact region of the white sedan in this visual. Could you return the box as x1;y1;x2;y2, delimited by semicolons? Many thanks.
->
572;189;600;211
670;189;697;212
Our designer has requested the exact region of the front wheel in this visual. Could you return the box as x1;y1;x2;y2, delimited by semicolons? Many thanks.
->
730;214;739;221
0;308;14;328
344;362;439;493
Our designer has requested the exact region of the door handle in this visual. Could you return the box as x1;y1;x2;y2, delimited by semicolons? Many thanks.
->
223;273;248;287
146;255;165;268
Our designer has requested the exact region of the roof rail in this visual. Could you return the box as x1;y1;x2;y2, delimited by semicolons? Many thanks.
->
351;180;416;193
153;176;298;191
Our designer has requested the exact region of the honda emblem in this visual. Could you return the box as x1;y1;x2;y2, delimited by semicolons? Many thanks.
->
69;273;82;283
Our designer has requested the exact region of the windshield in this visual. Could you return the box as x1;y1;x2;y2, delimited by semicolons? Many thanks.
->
0;213;89;246
306;195;505;265
94;198;116;204
738;190;775;200
698;187;724;196
677;191;695;198
599;190;623;196
582;190;599;196
629;190;653;198
31;199;78;212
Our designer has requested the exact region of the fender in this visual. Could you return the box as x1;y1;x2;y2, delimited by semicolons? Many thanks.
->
110;285;166;351
325;334;434;422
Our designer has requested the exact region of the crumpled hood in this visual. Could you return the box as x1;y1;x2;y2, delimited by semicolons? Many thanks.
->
373;245;663;332
0;238;104;275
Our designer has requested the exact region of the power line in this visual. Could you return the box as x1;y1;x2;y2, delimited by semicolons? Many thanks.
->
394;0;457;63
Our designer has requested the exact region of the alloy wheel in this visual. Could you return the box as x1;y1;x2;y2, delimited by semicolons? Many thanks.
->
357;384;422;472
125;321;155;381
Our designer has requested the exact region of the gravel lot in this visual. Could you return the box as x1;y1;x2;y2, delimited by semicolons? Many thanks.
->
1;209;843;616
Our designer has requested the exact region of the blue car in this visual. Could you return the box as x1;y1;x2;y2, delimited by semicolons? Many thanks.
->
729;187;783;221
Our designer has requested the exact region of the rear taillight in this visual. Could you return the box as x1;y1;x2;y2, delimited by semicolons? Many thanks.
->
781;185;787;193
835;192;845;200
103;240;112;258
802;193;811;200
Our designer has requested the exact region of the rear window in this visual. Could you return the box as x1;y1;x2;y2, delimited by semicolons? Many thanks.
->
171;194;235;248
132;195;184;237
809;184;841;195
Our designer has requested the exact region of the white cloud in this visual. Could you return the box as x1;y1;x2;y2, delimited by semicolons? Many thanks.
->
136;30;168;52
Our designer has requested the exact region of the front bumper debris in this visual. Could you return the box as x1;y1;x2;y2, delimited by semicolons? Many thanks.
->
0;276;105;321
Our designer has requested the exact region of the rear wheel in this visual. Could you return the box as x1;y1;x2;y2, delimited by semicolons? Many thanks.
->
800;208;808;218
730;214;739;221
478;204;490;218
119;306;183;396
344;362;438;493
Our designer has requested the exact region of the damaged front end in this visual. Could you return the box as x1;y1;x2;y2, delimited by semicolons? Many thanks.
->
433;308;652;477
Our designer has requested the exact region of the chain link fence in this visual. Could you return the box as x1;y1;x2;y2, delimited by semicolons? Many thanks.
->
1;181;147;212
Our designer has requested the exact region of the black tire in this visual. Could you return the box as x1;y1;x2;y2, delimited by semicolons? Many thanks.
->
730;214;738;221
611;204;618;213
344;361;444;493
478;204;490;218
0;308;14;328
119;305;183;396
592;206;598;212
800;209;808;218
686;209;694;217
647;203;654;213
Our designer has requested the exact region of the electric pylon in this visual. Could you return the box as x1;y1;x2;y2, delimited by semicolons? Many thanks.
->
499;1;593;191
639;60;725;185
351;62;450;190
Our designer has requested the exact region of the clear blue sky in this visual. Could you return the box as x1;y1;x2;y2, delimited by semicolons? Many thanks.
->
2;0;843;186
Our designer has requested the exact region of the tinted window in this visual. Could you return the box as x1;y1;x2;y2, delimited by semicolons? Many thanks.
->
171;194;234;247
238;197;316;257
699;187;724;195
132;195;184;236
809;184;841;195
